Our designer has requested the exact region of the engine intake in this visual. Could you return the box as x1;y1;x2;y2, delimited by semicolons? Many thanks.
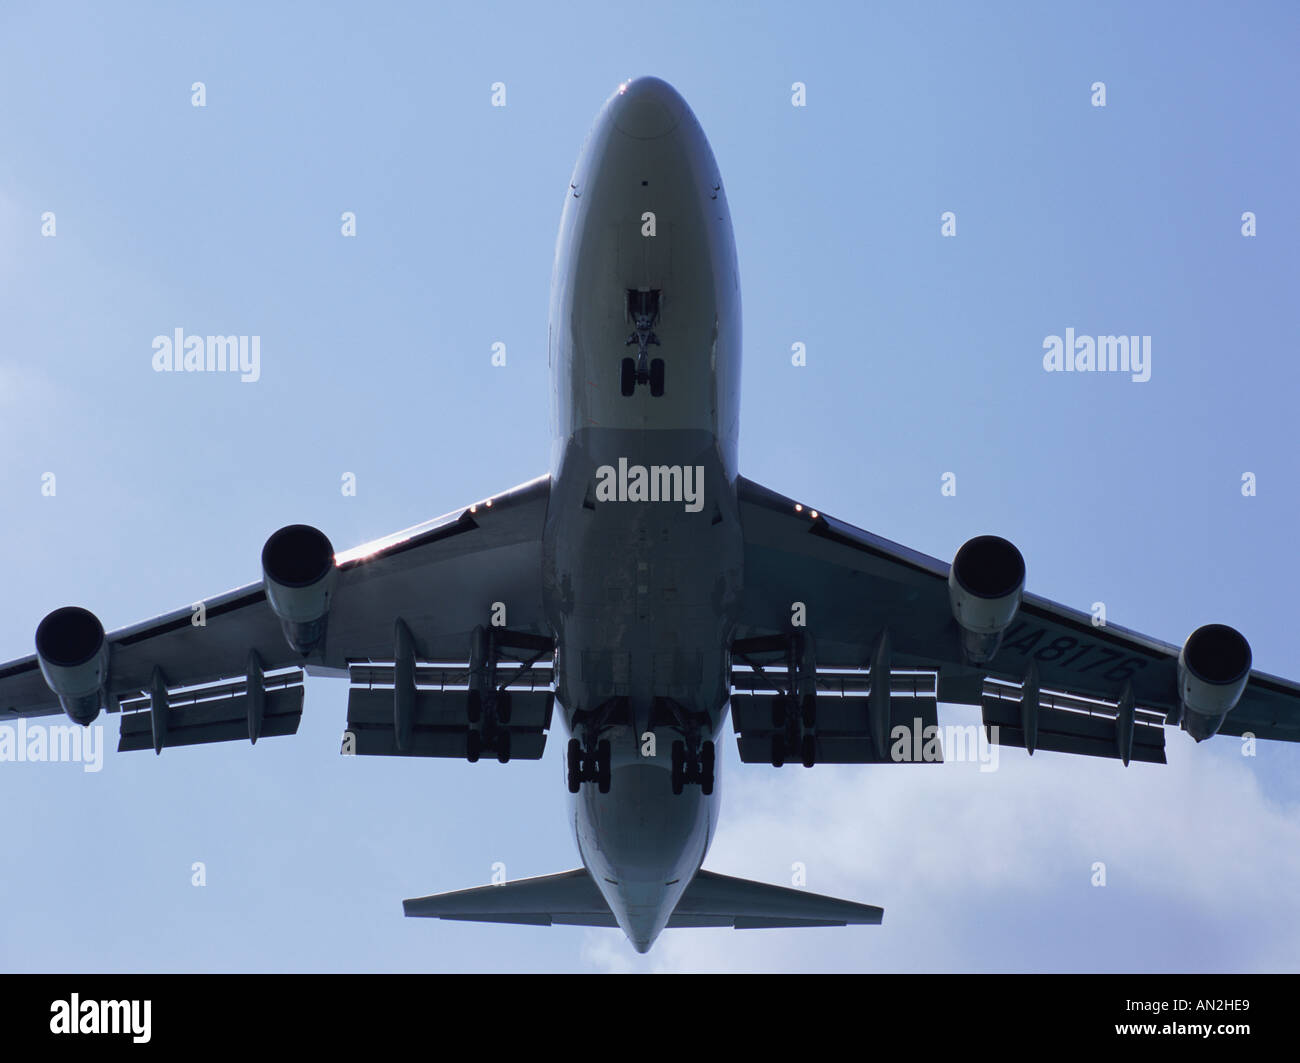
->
262;524;337;654
35;606;109;725
1178;623;1251;741
949;535;1025;664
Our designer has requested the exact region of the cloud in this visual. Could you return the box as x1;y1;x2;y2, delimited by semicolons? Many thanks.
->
584;719;1300;972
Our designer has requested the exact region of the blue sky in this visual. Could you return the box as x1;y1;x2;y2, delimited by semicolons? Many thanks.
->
1;0;1297;971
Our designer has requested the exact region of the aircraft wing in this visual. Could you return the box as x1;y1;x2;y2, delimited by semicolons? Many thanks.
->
0;475;556;760
731;475;1300;766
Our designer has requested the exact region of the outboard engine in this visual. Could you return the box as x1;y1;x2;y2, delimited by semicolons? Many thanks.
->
1178;623;1251;741
35;606;109;725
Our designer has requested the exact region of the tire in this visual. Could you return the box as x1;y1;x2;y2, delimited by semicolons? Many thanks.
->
466;689;482;724
496;690;512;725
649;358;665;397
567;738;581;793
771;695;787;729
621;357;636;396
496;730;511;764
671;740;685;795
466;729;481;764
770;735;785;768
801;733;816;768
596;738;611;793
801;692;817;729
701;741;715;796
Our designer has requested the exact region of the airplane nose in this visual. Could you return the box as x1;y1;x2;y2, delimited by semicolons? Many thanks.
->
611;76;684;140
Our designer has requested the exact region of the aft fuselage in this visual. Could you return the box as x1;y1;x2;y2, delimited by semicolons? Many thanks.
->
541;78;743;952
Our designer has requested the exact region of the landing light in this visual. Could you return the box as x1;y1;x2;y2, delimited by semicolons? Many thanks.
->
794;504;803;513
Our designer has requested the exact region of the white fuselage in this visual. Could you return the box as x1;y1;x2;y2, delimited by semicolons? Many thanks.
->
541;78;744;952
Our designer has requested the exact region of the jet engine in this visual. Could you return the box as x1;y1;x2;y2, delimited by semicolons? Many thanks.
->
1178;623;1251;741
262;524;337;654
34;606;109;725
948;535;1025;664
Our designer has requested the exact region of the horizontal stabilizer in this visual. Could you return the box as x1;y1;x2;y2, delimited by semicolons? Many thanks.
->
668;870;883;928
403;869;616;926
403;868;882;930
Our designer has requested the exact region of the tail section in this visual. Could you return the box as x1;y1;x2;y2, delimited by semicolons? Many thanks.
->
403;869;617;927
403;867;881;934
667;869;883;928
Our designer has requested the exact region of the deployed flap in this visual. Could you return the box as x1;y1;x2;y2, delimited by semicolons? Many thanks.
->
403;869;617;927
667;870;883;928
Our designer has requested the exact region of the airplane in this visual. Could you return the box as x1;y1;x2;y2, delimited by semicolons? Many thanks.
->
3;76;1299;955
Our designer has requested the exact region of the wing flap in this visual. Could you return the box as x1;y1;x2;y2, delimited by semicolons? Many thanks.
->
118;682;304;752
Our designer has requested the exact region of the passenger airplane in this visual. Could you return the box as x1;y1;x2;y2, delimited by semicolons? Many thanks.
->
4;77;1299;954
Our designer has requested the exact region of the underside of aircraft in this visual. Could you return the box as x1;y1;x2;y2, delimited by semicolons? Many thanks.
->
2;77;1298;954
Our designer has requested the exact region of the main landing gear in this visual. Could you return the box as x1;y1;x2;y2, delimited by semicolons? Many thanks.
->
567;737;612;794
671;739;715;796
464;625;552;765
768;693;817;768
733;632;819;769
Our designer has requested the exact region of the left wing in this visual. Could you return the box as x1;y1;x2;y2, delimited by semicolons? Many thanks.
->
731;476;1300;766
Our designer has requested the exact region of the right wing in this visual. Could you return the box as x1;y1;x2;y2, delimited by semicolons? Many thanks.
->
0;475;555;759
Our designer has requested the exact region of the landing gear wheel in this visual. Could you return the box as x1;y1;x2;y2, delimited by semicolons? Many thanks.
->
701;740;715;796
496;690;512;725
466;729;482;764
771;695;788;729
566;738;581;794
801;733;816;768
496;730;511;764
671;740;685;795
620;357;636;396
466;689;482;724
770;734;785;768
649;358;665;397
801;693;817;729
596;739;611;793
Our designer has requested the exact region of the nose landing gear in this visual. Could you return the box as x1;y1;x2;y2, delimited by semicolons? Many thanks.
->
621;289;665;397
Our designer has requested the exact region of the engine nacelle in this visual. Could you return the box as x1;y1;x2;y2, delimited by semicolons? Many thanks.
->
1178;623;1251;741
262;524;337;654
35;606;109;725
948;535;1025;664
